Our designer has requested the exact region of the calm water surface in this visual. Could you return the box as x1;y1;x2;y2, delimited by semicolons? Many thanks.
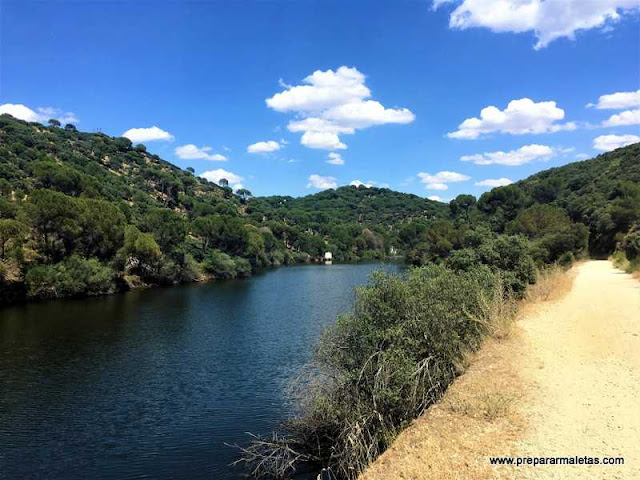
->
0;262;400;480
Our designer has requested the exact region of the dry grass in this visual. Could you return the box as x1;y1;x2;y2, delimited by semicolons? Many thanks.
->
524;265;574;304
359;333;527;480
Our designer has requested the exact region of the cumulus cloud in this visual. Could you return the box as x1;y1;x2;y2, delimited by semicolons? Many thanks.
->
199;168;244;185
593;134;640;151
266;66;415;150
301;131;347;150
247;140;281;153
175;144;227;161
475;178;514;187
448;98;575;139
327;152;345;165
428;195;446;202
307;174;337;190
418;171;471;190
461;144;555;166
350;180;376;188
575;153;591;160
123;126;174;143
0;103;78;124
588;89;640;109
433;0;640;50
602;109;640;127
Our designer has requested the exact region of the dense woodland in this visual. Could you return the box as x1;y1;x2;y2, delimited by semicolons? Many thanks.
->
0;113;639;304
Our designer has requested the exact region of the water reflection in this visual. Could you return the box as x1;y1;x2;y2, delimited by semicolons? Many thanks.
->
0;262;400;480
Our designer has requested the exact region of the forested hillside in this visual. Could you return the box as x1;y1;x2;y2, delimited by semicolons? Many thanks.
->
0;114;446;302
398;144;640;273
0;113;638;304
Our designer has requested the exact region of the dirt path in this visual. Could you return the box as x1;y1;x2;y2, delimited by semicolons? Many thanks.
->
361;261;640;480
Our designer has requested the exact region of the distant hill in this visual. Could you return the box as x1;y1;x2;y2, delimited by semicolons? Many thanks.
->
0;114;447;302
249;186;446;226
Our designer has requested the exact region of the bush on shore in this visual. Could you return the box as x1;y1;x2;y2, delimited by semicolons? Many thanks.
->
203;250;252;279
25;255;116;299
235;264;514;479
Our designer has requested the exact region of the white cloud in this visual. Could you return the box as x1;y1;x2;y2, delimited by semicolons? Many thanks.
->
247;140;281;153
448;98;575;139
588;90;640;109
426;183;449;190
200;168;244;185
434;0;640;50
232;183;244;191
175;144;227;161
418;171;471;191
461;144;555;166
475;178;514;187
122;126;174;143
266;66;414;150
575;153;590;160
327;152;345;165
307;174;337;190
0;103;78;124
602;109;640;127
0;104;42;122
301;131;347;150
428;195;446;202
267;66;370;113
36;107;78;124
350;180;376;188
323;100;415;129
593;134;640;151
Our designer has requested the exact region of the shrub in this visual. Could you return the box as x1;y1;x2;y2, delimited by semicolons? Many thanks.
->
25;255;116;299
203;250;237;279
234;257;252;277
448;231;536;297
624;230;640;260
236;265;511;479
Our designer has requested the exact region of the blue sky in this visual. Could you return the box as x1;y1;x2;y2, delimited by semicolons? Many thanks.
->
1;0;639;200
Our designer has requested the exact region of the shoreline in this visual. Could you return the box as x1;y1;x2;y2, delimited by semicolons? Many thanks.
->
0;256;403;307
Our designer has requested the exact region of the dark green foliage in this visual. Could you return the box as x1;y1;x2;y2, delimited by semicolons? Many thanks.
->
140;208;186;253
78;199;126;259
515;144;640;255
247;186;448;260
450;194;477;222
623;229;640;260
445;229;536;296
25;189;82;261
0;218;27;259
203;250;251;279
25;255;116;299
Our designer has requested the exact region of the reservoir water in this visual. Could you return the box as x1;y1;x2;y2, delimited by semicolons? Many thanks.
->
0;262;399;480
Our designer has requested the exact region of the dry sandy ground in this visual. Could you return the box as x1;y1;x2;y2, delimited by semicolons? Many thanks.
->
360;261;640;480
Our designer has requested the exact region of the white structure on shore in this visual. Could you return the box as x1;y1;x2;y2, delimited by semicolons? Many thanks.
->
324;251;333;264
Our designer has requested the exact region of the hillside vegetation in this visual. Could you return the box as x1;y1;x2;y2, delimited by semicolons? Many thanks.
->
0;114;446;302
1;113;639;305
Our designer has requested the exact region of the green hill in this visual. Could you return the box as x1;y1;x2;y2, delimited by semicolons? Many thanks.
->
477;144;640;255
1;113;638;303
0;114;447;302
